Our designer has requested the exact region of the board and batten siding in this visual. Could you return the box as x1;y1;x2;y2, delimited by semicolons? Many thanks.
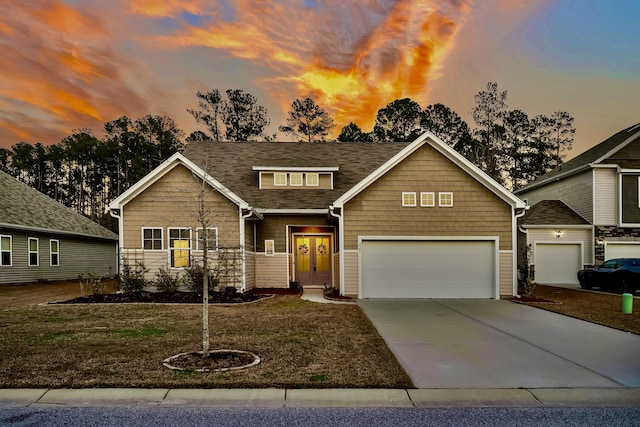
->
0;229;117;284
593;168;617;225
526;228;593;266
342;144;513;251
255;252;288;288
519;170;593;223
122;165;241;251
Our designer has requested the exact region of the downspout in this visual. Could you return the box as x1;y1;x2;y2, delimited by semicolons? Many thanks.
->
329;205;345;296
513;206;528;297
108;208;123;276
239;207;253;292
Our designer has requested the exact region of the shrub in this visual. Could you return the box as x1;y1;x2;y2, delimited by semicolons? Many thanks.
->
155;267;180;292
183;261;218;294
78;271;107;295
119;258;148;292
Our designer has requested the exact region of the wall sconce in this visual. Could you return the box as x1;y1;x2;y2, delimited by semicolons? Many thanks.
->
555;230;562;239
596;239;605;246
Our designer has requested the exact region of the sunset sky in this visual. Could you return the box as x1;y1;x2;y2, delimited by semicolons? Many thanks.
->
0;0;638;159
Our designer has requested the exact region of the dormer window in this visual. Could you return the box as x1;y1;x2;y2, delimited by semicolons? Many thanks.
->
254;166;339;190
306;173;319;186
290;172;303;186
274;173;287;186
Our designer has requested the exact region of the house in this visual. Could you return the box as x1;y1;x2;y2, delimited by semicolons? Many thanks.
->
0;170;119;284
515;122;640;285
108;132;526;299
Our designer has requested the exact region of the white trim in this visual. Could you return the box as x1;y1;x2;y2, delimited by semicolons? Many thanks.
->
141;227;164;251
520;224;593;229
402;192;417;207
420;192;435;207
604;241;640;260
305;172;319;187
357;235;500;299
0;234;12;267
28;237;39;267
252;166;339;172
256;208;329;214
265;240;275;256
274;172;287;187
49;239;60;267
167;227;192;269
333;132;525;209
289;172;303;187
438;192;454;207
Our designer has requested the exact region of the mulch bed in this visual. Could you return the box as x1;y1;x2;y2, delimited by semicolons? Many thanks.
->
53;290;266;304
164;350;259;372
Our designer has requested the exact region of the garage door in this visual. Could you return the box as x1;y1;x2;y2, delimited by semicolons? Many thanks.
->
605;243;640;260
360;240;495;298
535;243;581;285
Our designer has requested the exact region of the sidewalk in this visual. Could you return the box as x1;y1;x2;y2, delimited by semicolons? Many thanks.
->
1;388;639;408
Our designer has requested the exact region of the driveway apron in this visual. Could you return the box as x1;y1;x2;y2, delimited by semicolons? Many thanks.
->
358;299;640;389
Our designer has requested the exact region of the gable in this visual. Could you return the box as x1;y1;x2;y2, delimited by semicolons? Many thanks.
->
600;137;640;169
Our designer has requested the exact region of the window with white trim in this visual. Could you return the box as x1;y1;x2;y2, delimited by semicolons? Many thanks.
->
290;172;303;186
439;192;454;207
28;238;39;266
196;227;218;251
142;228;163;250
50;240;59;266
420;192;435;207
274;173;287;186
305;173;319;186
0;235;11;266
402;192;417;207
265;240;275;256
168;228;191;268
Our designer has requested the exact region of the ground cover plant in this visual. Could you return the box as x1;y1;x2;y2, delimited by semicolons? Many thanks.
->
0;281;412;389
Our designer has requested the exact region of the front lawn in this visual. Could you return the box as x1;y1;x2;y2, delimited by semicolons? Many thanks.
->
0;282;412;389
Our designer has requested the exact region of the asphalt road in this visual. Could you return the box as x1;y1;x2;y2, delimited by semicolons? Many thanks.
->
1;407;639;427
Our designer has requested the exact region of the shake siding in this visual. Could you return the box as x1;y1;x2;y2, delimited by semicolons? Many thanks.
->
343;250;358;296
257;215;333;252
342;145;513;250
499;251;513;296
526;228;593;265
255;253;288;287
122;165;240;250
332;252;340;288
0;230;117;284
593;168;617;225
520;171;593;223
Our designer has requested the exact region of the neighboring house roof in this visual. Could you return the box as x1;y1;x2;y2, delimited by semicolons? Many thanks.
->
0;171;118;240
515;122;640;194
520;200;590;226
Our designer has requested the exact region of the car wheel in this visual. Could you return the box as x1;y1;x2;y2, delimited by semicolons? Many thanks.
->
618;278;631;294
579;281;592;290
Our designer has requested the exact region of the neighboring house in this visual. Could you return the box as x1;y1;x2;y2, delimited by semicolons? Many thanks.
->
108;132;526;299
515;122;640;285
0;170;119;284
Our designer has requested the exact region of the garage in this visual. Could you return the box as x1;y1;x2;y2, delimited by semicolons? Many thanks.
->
534;243;582;285
605;242;640;260
359;239;496;299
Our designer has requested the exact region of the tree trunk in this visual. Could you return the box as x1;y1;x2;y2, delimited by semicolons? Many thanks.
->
202;230;210;358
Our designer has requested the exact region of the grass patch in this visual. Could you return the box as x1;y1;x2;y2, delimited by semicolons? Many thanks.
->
111;325;171;338
309;374;327;382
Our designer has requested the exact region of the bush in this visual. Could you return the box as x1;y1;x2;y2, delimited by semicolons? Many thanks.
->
119;258;148;292
155;267;180;292
182;261;218;294
79;271;107;295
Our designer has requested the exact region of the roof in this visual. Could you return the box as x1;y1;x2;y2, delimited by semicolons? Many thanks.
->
520;200;590;226
516;122;640;194
0;171;118;240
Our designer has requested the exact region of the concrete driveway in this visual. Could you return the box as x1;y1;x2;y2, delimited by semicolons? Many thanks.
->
358;299;640;389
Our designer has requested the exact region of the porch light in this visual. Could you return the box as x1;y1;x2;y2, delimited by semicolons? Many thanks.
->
555;230;562;239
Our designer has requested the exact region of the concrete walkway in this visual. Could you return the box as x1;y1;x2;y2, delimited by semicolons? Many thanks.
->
1;387;639;408
358;299;640;389
300;288;356;305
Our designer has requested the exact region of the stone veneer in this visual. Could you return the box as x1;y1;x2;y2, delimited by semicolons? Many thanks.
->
594;226;640;264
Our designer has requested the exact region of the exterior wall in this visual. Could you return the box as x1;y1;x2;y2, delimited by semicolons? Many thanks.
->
244;251;256;289
256;214;333;253
593;168;617;225
332;252;340;289
342;250;358;296
519;170;593;223
525;228;593;266
499;251;514;297
595;226;640;264
255;253;289;287
342;145;514;250
0;228;117;285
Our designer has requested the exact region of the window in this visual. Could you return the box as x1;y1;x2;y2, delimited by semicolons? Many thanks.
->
420;192;435;207
402;192;417;207
290;172;303;186
168;228;191;268
265;240;275;256
196;227;218;251
306;173;319;186
439;192;454;207
0;235;11;266
142;228;163;250
28;238;39;266
50;240;59;266
274;173;287;186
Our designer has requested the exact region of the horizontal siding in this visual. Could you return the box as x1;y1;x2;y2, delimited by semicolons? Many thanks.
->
499;251;514;297
520;170;593;223
245;251;256;289
526;228;593;266
0;230;117;284
122;164;240;250
343;144;513;251
121;249;169;280
332;252;340;288
343;250;358;296
593;168;617;225
255;252;289;288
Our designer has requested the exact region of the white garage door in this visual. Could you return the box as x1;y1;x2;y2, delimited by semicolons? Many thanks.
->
605;243;640;260
360;240;495;299
535;243;581;285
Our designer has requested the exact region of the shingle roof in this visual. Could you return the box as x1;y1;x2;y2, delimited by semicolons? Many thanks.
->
520;200;590;226
0;171;118;240
182;141;408;209
515;122;640;194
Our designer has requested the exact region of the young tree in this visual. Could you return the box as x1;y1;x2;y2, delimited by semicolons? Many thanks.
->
279;97;335;142
373;98;422;142
337;122;372;142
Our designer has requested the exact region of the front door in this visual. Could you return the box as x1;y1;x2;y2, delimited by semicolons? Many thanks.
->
295;235;331;287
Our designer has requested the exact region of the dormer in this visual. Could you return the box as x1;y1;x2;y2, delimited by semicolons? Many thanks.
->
252;166;339;190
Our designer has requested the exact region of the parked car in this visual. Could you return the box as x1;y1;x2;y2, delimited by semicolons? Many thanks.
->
577;258;640;293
